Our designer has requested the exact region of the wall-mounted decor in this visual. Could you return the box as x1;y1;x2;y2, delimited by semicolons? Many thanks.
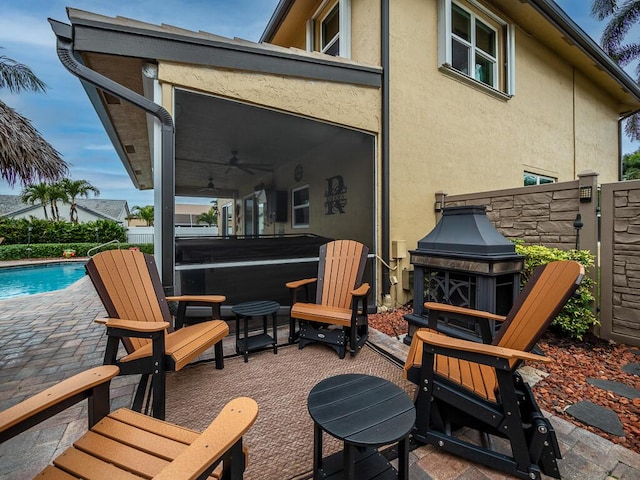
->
324;175;348;215
294;164;303;182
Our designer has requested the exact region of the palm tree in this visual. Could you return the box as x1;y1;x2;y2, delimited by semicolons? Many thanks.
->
132;205;155;226
0;48;68;186
196;207;218;227
21;182;50;220
47;182;67;221
622;149;640;179
60;178;100;223
591;1;640;141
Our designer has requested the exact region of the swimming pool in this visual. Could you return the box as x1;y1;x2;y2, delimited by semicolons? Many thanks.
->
0;262;87;300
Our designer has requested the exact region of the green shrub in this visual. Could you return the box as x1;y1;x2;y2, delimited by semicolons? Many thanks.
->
0;243;153;260
514;242;597;340
0;218;127;244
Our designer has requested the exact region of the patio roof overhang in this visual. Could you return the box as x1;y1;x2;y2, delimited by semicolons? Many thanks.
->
55;8;382;197
49;8;383;294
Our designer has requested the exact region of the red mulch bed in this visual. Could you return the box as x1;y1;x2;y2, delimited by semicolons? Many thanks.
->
368;307;640;454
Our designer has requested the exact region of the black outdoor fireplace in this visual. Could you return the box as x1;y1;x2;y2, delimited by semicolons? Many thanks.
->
404;206;524;344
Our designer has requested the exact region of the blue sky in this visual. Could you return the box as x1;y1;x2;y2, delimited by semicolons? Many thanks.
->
0;1;634;206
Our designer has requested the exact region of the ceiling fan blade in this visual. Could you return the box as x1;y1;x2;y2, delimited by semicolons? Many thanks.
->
245;165;273;172
238;165;255;175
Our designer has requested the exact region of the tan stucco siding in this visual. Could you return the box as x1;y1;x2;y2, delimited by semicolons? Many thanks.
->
158;62;380;134
387;0;623;251
351;0;381;66
573;72;620;183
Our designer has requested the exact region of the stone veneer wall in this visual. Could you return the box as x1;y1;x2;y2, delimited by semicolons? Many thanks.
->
600;182;640;346
442;180;581;250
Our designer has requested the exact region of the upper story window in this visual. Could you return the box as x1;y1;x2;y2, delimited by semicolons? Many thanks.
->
439;0;515;97
322;5;340;55
524;172;556;186
292;185;310;228
307;0;351;58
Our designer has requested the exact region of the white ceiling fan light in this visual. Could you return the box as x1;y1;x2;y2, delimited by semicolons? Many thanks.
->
198;177;216;192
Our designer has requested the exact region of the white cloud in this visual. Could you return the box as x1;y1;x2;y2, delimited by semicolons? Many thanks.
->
0;12;54;48
84;144;116;151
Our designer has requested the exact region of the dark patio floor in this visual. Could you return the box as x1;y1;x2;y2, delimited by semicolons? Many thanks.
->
0;265;639;479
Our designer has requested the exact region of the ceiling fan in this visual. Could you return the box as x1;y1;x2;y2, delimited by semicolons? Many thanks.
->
198;177;217;192
212;150;272;175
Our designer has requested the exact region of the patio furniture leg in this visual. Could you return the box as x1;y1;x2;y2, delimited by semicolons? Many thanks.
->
215;340;224;369
272;311;278;354
397;436;409;480
313;422;323;479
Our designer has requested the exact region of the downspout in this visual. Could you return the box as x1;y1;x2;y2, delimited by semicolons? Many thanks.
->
618;110;640;180
381;0;390;297
619;119;623;181
49;19;176;294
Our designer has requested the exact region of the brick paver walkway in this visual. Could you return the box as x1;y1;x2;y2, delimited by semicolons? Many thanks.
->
1;271;639;479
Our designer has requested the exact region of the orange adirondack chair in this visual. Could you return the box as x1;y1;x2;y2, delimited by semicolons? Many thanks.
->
86;249;229;419
287;240;370;358
405;260;584;480
0;366;258;479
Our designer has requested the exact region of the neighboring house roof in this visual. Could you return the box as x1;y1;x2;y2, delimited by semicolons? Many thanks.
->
0;195;129;222
76;199;130;222
0;195;27;217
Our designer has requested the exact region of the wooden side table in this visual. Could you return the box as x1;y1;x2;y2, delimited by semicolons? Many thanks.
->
307;373;416;479
232;300;280;362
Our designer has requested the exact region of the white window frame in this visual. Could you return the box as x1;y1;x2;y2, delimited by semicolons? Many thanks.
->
524;172;556;186
438;0;515;97
221;201;233;236
307;0;351;58
292;185;310;228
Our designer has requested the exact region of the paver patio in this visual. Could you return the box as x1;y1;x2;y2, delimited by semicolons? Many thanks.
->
1;269;639;479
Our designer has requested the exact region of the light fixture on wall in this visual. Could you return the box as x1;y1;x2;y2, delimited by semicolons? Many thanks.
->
573;214;584;250
579;185;593;202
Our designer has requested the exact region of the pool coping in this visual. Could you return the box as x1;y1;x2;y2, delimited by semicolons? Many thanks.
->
0;257;88;268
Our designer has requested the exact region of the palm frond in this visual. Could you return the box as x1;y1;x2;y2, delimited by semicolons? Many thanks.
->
600;1;640;54
591;0;619;20
0;100;68;186
0;55;47;93
624;112;640;142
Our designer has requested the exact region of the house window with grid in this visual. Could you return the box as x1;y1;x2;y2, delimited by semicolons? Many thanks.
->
524;172;556;186
439;0;514;96
292;185;310;228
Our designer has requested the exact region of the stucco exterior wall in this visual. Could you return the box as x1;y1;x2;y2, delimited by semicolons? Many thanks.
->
351;0;381;66
386;0;623;260
158;62;381;134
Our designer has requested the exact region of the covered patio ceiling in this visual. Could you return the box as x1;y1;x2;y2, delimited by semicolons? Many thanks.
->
174;89;356;200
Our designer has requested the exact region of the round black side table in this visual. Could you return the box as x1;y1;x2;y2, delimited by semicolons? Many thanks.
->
307;373;415;479
232;300;280;362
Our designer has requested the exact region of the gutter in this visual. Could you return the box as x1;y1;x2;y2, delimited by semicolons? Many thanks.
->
260;0;295;43
527;0;640;103
381;0;390;297
48;18;176;294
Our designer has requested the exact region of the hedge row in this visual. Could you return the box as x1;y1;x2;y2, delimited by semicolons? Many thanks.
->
0;218;127;244
0;243;154;260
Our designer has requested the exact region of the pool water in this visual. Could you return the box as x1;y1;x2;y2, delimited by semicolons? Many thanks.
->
0;262;87;299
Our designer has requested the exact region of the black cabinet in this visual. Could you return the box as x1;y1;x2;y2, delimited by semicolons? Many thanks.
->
268;190;287;222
